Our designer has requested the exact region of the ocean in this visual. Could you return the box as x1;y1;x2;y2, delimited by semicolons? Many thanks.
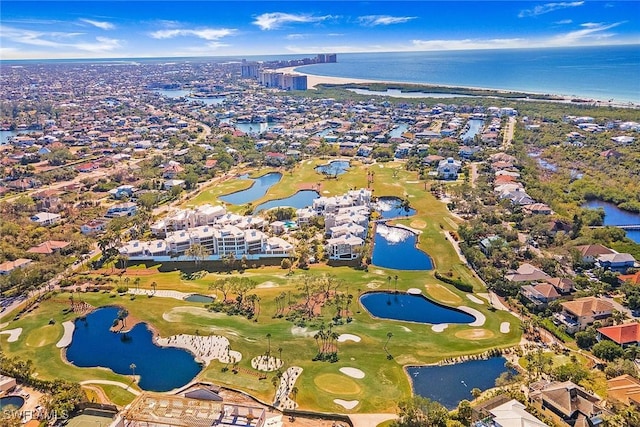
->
295;45;640;104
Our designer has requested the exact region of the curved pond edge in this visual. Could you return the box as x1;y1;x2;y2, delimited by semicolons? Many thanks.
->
253;189;320;213
358;290;478;325
218;172;282;204
371;221;435;270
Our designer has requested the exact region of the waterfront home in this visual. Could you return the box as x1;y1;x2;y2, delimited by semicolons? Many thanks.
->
597;323;640;347
523;203;553;215
554;296;614;333
265;152;286;166
0;258;33;275
574;244;616;264
472;398;547;427
596;252;636;272
30;211;61;226
529;380;607;426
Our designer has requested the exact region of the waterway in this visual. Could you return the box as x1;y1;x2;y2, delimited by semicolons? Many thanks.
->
407;357;514;409
0;130;29;145
155;89;225;105
582;200;640;243
460;119;484;142
389;123;409;139
253;190;319;213
371;223;433;270
218;172;282;205
360;292;475;325
66;307;202;392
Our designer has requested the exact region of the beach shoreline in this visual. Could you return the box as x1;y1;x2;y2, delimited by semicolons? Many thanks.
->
274;66;639;109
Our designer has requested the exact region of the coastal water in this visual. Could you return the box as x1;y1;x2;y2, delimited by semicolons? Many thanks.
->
582;200;640;243
66;307;201;392
360;292;475;324
297;45;640;103
407;357;514;409
219;172;282;205
253;190;319;213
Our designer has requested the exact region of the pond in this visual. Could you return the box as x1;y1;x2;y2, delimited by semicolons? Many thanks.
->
253;190;320;213
0;130;29;145
582;200;640;243
66;307;202;392
184;294;214;303
360;292;475;325
460;119;484;142
315;160;350;177
219;172;282;205
371;224;433;270
374;196;416;219
0;395;25;411
407;357;514;409
389;123;409;139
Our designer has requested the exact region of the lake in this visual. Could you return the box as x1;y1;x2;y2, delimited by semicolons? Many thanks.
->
374;196;416;219
407;357;514;409
372;223;433;270
253;190;319;213
184;294;214;303
315;160;350;177
583;200;640;243
389;123;409;138
360;292;475;325
219;172;282;205
66;307;202;392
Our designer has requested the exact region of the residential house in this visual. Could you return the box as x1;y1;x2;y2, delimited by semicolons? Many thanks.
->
529;381;606;427
76;162;97;172
105;202;137;218
163;179;186;190
0;258;33;275
326;234;364;260
479;235;505;256
618;271;640;286
521;283;561;308
163;163;184;179
596;252;636;272
597;323;640;347
81;219;108;235
574;244;616;264
545;277;575;295
555;296;614;333
26;240;70;255
523;203;553;215
607;375;640;408
265;152;286;166
437;157;462;180
505;263;551;283
31;212;61;226
472;399;547;427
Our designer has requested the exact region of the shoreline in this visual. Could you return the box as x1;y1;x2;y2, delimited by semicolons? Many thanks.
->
275;66;639;108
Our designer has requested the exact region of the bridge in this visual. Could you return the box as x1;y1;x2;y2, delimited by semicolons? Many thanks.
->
589;224;640;230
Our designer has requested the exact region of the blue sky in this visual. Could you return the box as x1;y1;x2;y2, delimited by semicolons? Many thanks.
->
1;1;639;59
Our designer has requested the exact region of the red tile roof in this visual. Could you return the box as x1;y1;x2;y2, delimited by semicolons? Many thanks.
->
598;323;640;345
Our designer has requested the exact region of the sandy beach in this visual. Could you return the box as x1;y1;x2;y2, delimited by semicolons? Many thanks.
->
275;66;377;89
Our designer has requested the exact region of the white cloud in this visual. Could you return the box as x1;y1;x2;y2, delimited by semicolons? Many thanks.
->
555;19;573;24
80;19;115;30
519;1;584;18
286;33;307;40
149;28;235;40
411;38;529;51
253;12;331;30
548;21;624;45
0;25;120;52
358;15;416;26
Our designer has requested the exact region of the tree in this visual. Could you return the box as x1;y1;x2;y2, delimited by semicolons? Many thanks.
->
266;333;272;356
384;332;393;352
117;308;129;328
130;363;137;378
185;243;210;266
392;396;449;427
604;358;638;379
151;281;157;295
592;340;624;361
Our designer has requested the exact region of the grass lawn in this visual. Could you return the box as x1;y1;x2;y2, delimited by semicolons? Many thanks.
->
0;159;521;414
98;384;137;407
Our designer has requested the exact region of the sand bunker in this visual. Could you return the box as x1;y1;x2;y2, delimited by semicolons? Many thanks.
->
163;306;223;323
366;281;382;289
56;321;75;348
251;355;283;372
340;367;365;379
432;324;448;332
156;334;242;366
458;306;486;327
129;289;190;300
455;329;495;340
0;328;22;342
409;220;426;229
274;367;303;411
407;288;422;295
400;326;412;332
405;180;419;184
334;399;359;410
500;322;511;333
257;281;279;289
466;294;485;304
337;334;361;343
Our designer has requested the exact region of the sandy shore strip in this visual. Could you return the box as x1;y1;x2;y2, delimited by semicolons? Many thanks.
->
466;294;485;304
407;288;422;295
0;328;22;342
275;66;376;89
274;366;303;411
337;333;361;343
340;367;365;379
458;306;486;327
156;334;242;366
432;324;449;333
128;289;191;300
56;321;75;348
334;399;359;410
251;355;283;372
500;322;511;333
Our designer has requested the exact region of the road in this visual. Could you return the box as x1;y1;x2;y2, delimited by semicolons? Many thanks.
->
470;162;480;188
501;116;516;150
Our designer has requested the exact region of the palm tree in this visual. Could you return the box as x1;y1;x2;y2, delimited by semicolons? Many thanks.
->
394;275;399;293
384;332;393;352
278;347;283;362
151;281;157;295
129;363;137;378
290;386;298;403
117;308;129;328
266;333;272;357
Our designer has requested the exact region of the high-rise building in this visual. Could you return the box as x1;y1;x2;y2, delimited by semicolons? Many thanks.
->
326;53;337;63
282;74;307;91
241;61;259;79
